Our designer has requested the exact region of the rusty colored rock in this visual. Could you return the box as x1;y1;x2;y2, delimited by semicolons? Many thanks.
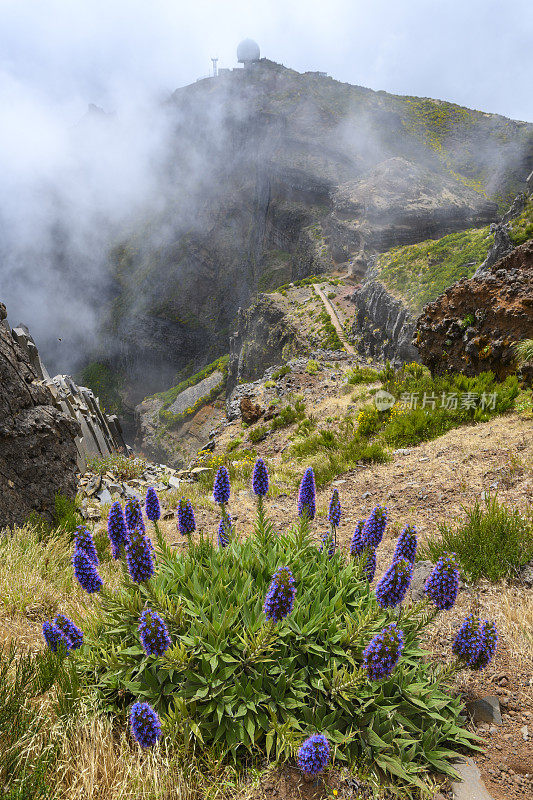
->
240;396;264;425
415;241;533;380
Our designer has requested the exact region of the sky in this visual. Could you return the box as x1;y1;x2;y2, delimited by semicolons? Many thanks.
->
1;0;532;123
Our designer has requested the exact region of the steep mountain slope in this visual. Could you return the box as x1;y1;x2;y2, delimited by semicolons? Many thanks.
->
99;59;532;401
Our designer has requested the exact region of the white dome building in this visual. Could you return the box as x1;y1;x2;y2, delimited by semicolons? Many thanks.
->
237;39;260;65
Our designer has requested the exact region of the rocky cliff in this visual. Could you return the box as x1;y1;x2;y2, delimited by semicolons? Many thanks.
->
98;60;532;401
415;240;533;380
0;303;79;528
351;274;419;365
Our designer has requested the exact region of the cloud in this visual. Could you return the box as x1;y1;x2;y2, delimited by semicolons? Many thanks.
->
0;0;531;374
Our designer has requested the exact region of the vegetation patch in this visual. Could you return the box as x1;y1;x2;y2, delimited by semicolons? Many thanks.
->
152;355;229;428
422;495;533;583
86;453;146;481
508;198;533;245
377;227;492;312
80;493;483;793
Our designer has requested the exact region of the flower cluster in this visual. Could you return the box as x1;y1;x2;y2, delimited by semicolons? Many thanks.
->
138;609;171;656
74;525;99;565
129;702;162;748
125;498;145;534
350;520;366;556
393;525;417;564
73;548;103;593
125;527;155;583
363;623;405;680
213;466;231;505
107;502;129;558
297;734;331;776
424;553;460;610
218;517;232;548
452;614;482;667
264;567;296;623
54;613;84;650
362;549;377;582
298;467;316;520
177;499;196;537
145;488;161;522
375;558;413;608
361;506;387;550
471;620;498;670
42;620;69;653
328;489;341;527
252;458;269;497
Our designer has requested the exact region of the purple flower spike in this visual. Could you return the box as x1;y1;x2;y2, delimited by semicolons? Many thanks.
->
252;458;269;497
298;468;316;520
107;501;128;558
213;466;231;505
130;702;162;748
424;553;460;610
177;499;196;537
263;567;296;623
350;520;366;556
54;614;84;650
138;608;171;656
297;734;331;776
125;527;154;583
73;549;103;593
74;525;99;566
393;525;417;564
361;506;387;550
328;489;341;527
145;488;161;522
363;623;405;680
375;558;413;608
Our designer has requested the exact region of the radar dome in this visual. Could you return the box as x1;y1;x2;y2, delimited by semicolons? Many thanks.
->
237;39;260;64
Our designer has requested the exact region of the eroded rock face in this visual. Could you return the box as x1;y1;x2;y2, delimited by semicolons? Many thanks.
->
351;275;420;365
0;303;80;528
415;241;533;380
227;294;309;393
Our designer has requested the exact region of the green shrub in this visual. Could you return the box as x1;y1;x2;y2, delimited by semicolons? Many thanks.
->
249;425;270;444
272;365;290;380
270;398;306;431
381;372;519;448
422;495;533;583
514;339;533;366
83;509;479;791
305;359;319;374
346;367;380;385
86;453;146;481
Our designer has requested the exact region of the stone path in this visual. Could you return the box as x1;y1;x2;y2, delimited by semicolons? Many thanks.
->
452;759;495;800
312;283;356;354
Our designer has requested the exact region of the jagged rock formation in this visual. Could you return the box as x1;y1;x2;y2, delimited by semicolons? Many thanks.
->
11;326;128;471
0;303;79;528
415;241;533;380
351;273;420;365
227;294;309;393
100;60;532;399
474;223;515;276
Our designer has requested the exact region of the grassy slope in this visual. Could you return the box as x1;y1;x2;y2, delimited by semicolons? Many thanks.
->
376;199;533;313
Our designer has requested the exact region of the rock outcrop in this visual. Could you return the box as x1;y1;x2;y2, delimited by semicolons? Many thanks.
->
0;303;80;528
11;326;129;471
415;241;533;380
227;294;309;393
351;275;420;365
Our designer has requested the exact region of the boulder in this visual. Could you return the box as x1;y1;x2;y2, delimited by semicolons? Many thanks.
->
0;302;80;528
240;396;263;424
